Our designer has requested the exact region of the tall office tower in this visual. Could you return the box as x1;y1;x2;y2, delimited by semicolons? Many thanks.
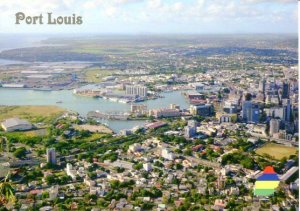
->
282;81;290;99
282;99;292;122
125;85;148;97
47;148;56;164
259;78;266;93
242;101;259;123
269;119;280;136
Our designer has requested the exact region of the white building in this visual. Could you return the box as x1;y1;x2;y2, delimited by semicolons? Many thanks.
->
269;119;280;136
125;85;148;97
1;118;33;132
247;137;259;144
161;148;175;160
130;104;147;114
217;113;235;123
280;167;299;181
143;163;152;171
149;108;180;118
66;163;77;181
128;143;142;153
111;160;133;170
170;104;180;110
265;107;284;119
84;177;96;187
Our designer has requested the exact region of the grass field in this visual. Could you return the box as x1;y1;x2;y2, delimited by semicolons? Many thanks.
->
84;133;109;142
0;105;65;123
11;129;48;137
69;43;141;55
85;68;116;83
256;143;298;160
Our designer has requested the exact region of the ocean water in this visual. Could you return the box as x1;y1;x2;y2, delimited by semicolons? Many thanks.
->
0;34;48;52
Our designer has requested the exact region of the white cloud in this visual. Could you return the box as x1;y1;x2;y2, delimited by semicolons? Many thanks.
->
105;6;118;17
147;0;161;9
83;0;99;9
293;6;298;22
172;2;184;12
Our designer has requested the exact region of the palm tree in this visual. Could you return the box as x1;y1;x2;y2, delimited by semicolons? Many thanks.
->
0;136;9;153
0;137;6;152
0;174;15;207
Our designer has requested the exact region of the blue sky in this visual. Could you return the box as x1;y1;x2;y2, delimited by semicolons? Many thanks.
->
0;0;297;34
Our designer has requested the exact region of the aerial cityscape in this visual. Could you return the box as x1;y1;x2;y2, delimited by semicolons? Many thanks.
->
0;0;298;211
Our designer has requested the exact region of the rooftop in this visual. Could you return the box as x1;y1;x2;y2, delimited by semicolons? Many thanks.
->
1;118;32;128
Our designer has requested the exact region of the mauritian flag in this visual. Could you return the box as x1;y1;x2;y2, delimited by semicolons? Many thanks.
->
254;166;280;196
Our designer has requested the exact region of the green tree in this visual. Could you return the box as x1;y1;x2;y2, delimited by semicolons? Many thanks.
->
13;147;27;159
0;174;15;207
45;175;56;185
133;163;143;170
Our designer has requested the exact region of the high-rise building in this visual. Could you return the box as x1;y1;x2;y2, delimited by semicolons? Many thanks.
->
282;81;290;99
269;119;280;136
242;101;259;123
259;79;266;93
125;85;148;97
282;99;291;122
184;125;197;138
47;148;56;164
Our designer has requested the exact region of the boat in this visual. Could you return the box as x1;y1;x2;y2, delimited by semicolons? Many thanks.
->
109;98;118;102
118;99;130;104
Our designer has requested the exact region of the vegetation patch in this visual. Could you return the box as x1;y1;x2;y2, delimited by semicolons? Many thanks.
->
0;105;65;124
84;68;117;83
